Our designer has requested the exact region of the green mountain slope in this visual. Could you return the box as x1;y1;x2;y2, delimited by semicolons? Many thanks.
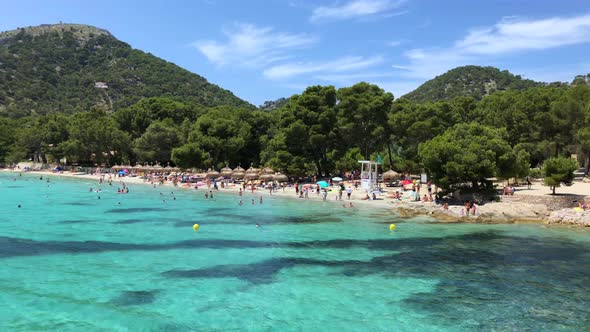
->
403;65;544;102
0;23;253;116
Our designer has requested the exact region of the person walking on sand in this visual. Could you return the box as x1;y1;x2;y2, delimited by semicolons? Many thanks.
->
526;176;532;189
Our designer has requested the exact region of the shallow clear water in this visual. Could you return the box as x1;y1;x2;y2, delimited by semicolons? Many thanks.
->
1;173;589;331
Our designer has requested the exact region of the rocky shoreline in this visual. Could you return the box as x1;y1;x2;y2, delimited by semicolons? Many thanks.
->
392;193;590;227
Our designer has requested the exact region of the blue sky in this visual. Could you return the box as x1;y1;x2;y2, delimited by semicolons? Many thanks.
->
2;0;590;106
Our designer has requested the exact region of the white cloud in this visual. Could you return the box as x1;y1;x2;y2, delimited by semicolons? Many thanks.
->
310;0;405;22
394;14;590;79
314;72;395;84
194;23;317;66
456;14;590;54
263;56;384;80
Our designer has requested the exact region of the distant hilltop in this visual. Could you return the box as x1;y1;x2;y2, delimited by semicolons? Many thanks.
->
0;23;253;116
0;23;113;44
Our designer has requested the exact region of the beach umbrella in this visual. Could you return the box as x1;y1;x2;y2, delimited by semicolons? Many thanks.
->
221;166;233;177
383;170;401;180
332;176;343;182
316;180;329;188
244;166;259;180
262;167;274;174
206;169;220;177
244;172;259;180
260;174;274;181
273;173;288;182
232;166;245;179
112;165;121;170
246;166;260;174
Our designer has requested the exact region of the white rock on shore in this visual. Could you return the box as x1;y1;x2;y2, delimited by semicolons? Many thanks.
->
547;209;590;226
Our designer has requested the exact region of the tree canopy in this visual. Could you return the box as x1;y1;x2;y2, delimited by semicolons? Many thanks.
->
543;157;578;194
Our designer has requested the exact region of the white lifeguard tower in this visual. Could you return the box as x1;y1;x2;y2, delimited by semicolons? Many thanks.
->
358;160;380;193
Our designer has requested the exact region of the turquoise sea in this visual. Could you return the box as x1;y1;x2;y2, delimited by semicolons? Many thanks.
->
1;173;589;331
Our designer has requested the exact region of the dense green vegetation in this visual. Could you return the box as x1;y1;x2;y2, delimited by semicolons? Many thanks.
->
4;81;589;193
0;24;252;117
543;156;578;194
2;24;590;193
403;65;545;102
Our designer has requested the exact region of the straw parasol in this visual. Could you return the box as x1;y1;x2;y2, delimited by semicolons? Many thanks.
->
244;166;259;180
259;174;274;181
232;166;245;179
206;168;220;178
261;167;274;174
221;166;233;177
111;164;122;170
273;173;288;182
382;169;401;181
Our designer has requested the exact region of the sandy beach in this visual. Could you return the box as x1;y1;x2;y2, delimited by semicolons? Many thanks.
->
3;168;590;226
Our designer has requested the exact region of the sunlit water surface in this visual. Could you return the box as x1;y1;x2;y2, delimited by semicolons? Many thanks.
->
0;173;589;331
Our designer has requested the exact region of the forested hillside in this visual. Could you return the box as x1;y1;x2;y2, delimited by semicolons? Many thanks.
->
2;24;590;192
0;24;252;117
403;66;544;102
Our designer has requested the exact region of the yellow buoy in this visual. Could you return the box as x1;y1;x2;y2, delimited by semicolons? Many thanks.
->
193;224;200;231
389;224;396;231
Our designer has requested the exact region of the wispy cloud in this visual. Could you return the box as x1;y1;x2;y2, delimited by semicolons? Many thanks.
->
393;13;590;79
263;56;384;80
193;23;317;66
310;0;406;23
386;39;404;47
456;14;590;54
